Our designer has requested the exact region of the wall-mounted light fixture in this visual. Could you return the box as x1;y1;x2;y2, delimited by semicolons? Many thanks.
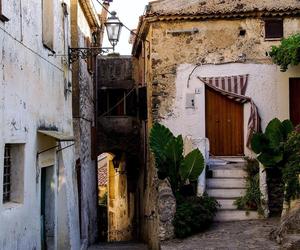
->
68;11;123;65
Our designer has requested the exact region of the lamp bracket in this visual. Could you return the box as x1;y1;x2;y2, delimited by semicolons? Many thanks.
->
68;46;114;64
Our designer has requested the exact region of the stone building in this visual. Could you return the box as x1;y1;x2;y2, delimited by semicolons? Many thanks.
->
0;0;80;249
132;0;300;241
70;0;109;247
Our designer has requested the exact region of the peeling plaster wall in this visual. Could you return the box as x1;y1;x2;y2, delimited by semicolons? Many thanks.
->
144;17;300;154
0;1;80;250
71;1;98;246
133;16;300;243
149;18;300;118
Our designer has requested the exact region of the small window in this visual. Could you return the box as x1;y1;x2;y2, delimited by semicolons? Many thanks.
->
2;144;25;204
98;89;137;117
42;0;54;51
265;19;283;39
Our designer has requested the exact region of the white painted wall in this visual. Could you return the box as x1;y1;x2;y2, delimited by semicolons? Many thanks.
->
0;1;80;249
163;63;300;158
162;63;300;195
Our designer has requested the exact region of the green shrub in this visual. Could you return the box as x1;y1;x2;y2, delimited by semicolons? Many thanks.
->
235;158;263;214
283;126;300;202
149;123;204;194
173;194;219;238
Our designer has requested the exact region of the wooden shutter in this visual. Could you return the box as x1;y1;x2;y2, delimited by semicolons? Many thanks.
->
138;86;147;120
265;19;283;39
42;0;54;50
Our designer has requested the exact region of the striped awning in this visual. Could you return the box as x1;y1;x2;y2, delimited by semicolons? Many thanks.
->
199;75;261;148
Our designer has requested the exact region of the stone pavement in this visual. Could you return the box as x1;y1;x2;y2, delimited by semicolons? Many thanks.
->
161;218;280;250
88;241;148;250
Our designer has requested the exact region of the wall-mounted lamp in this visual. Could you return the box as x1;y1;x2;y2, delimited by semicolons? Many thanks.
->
68;11;123;65
104;11;123;51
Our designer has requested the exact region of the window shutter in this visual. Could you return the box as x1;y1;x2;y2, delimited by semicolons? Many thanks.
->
265;19;283;39
138;86;147;120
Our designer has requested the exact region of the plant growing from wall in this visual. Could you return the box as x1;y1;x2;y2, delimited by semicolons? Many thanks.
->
268;34;300;72
235;158;264;215
149;123;204;194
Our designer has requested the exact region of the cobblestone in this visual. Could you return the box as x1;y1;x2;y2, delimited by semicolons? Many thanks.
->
161;218;280;250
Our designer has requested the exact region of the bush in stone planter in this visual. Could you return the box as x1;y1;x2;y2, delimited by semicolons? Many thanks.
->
173;194;219;238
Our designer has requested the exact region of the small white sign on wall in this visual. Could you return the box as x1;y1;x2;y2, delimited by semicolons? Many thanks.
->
195;88;202;94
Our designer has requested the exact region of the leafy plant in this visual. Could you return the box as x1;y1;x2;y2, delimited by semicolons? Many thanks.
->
149;123;204;194
268;34;300;72
251;118;294;168
235;158;264;214
173;194;219;238
283;126;300;202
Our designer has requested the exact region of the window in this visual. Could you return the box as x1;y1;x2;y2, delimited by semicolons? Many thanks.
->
0;0;9;22
265;19;283;40
3;145;11;203
42;0;54;51
98;89;137;116
2;144;24;204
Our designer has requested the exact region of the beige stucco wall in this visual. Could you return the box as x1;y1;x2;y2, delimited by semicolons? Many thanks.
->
107;154;134;242
0;1;80;249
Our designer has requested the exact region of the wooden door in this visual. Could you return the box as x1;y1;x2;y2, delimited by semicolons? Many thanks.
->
205;87;244;156
290;78;300;127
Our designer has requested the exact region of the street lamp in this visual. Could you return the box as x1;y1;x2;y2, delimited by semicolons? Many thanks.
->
68;11;122;64
105;11;123;51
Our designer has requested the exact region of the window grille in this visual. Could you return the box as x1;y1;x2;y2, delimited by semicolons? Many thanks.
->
3;144;11;203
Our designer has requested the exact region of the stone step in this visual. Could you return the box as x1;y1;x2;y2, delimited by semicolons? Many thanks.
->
207;188;246;198
217;199;238;210
207;178;246;189
211;168;247;178
214;210;260;222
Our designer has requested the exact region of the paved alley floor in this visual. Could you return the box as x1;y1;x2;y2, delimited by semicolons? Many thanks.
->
161;218;280;250
88;241;148;250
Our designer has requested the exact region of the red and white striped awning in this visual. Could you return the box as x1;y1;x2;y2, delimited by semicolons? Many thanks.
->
198;75;261;148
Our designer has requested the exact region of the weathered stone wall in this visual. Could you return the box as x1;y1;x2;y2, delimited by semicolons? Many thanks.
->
71;0;98;246
0;0;80;249
133;15;300;245
149;18;300;119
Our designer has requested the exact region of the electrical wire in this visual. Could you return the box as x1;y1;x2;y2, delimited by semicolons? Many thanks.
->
95;0;150;44
0;25;64;73
98;87;136;117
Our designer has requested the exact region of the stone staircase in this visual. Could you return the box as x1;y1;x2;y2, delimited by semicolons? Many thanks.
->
206;161;260;221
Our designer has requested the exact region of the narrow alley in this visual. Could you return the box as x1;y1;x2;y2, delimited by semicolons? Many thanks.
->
1;0;300;250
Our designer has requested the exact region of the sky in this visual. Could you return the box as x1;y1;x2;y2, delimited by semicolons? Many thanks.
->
94;0;152;55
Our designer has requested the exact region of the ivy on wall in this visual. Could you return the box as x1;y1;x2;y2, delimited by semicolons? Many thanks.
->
269;34;300;72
